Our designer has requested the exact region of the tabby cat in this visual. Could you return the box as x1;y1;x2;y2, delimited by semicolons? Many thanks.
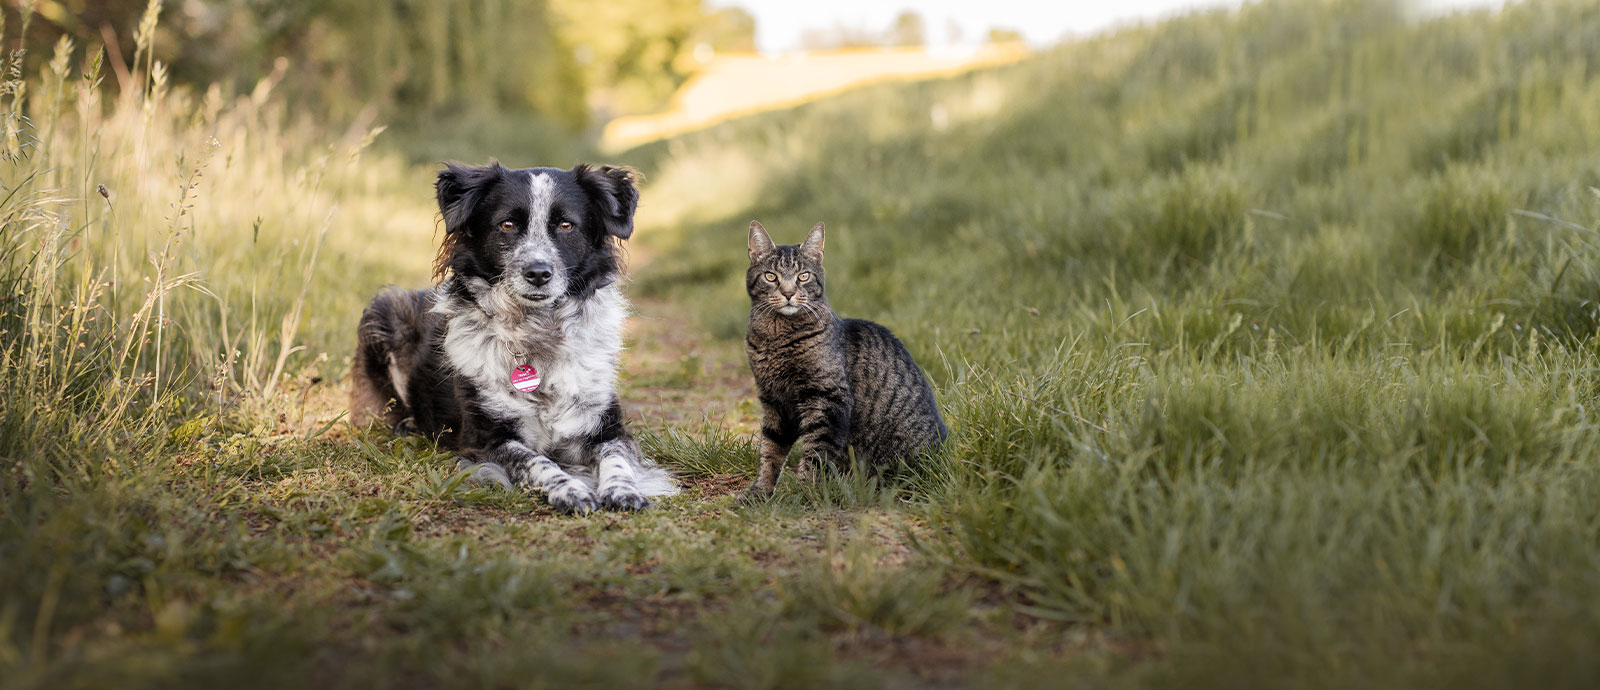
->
740;220;948;500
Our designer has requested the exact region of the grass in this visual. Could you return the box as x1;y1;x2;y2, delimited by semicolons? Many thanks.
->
622;0;1600;685
7;0;1600;687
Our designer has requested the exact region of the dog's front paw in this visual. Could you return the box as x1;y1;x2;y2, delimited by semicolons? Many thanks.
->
599;484;650;512
546;482;599;515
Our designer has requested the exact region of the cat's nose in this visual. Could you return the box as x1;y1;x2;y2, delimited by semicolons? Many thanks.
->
524;263;554;287
780;288;796;298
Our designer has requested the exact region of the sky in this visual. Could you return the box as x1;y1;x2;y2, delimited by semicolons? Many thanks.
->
717;0;1511;54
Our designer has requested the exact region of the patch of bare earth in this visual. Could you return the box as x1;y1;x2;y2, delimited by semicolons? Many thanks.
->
680;472;749;499
621;296;758;433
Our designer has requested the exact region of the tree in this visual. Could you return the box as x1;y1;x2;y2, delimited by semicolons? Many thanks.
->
550;0;707;115
987;27;1026;45
890;10;925;48
799;23;880;52
698;6;757;53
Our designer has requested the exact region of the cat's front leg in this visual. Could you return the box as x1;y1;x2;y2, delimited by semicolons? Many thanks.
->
742;403;797;502
594;439;650;511
797;397;852;474
791;453;811;483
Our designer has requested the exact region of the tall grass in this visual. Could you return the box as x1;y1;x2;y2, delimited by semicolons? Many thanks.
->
1;2;434;450
627;0;1600;684
1;5;434;678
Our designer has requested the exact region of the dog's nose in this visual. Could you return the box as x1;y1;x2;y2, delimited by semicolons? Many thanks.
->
524;263;554;287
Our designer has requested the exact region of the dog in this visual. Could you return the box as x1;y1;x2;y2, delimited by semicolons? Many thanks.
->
350;161;677;513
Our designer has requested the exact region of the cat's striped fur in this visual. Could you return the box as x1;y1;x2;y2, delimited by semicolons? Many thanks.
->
740;221;948;499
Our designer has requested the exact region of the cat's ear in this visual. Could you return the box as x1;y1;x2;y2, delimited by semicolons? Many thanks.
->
800;221;825;261
748;221;776;262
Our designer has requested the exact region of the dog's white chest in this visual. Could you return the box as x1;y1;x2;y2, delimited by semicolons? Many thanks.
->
437;285;627;453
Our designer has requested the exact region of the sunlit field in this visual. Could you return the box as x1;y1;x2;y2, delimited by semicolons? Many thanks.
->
6;1;1600;688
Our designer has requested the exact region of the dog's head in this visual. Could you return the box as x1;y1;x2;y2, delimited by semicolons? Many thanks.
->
433;161;639;308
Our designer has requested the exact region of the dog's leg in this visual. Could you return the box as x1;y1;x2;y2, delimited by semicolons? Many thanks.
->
594;439;650;511
351;288;424;431
484;440;599;514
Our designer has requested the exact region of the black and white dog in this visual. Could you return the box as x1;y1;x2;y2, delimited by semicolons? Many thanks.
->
350;162;677;513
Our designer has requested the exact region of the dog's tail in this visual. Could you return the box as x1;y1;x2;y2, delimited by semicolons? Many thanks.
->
633;462;681;498
350;287;430;431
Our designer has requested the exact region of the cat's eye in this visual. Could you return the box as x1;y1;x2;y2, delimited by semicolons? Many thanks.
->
556;220;574;232
762;272;777;282
499;220;517;232
798;272;812;282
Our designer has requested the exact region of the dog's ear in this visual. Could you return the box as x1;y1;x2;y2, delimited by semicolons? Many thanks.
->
749;221;775;262
574;164;641;240
433;162;504;282
436;161;505;232
800;221;825;261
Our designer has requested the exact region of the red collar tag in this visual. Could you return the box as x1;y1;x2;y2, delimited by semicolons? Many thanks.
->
510;364;541;393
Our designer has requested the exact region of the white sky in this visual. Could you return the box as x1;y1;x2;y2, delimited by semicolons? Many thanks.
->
718;0;1511;54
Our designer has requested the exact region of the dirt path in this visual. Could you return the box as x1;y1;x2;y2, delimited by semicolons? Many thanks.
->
620;296;759;433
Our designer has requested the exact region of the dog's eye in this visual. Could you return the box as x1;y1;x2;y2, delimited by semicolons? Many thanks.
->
762;272;777;283
798;272;811;282
556;221;574;232
499;221;517;233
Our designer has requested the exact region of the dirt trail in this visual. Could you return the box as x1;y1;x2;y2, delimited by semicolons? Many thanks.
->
620;296;758;432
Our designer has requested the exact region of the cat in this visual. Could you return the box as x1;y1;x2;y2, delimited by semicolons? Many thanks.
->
740;220;948;500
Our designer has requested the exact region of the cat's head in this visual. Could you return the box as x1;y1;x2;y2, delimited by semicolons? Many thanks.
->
746;220;827;318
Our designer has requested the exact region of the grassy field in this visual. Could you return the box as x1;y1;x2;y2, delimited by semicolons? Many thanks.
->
7;1;1600;688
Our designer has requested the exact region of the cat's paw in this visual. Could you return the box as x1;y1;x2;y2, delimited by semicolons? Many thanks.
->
599;484;650;512
738;481;774;504
546;482;599;515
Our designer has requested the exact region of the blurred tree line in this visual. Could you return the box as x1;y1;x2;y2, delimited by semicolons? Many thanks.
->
797;10;1023;52
9;0;756;158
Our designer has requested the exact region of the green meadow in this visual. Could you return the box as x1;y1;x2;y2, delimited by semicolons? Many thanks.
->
6;1;1600;687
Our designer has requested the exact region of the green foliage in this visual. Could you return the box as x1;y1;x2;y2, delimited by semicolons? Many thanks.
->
553;0;713;116
685;606;867;690
638;419;757;477
13;0;735;161
627;0;1600;685
781;531;968;637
